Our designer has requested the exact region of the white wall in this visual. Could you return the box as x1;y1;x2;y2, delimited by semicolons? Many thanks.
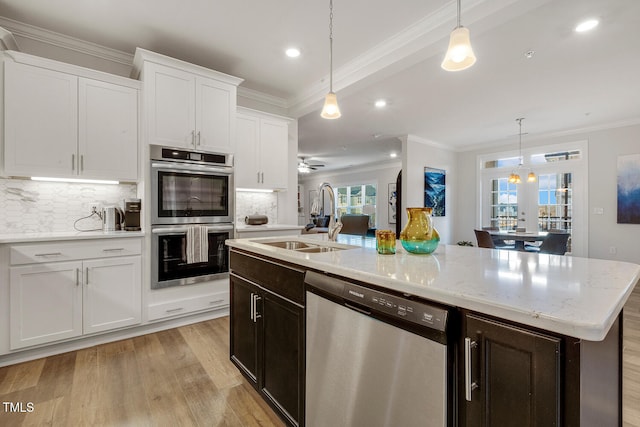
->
401;135;457;245
456;123;640;263
298;162;401;229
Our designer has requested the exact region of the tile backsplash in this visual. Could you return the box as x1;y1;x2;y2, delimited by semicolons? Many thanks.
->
0;178;137;234
235;191;278;225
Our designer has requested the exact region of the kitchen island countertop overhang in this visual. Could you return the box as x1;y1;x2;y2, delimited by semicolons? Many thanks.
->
226;234;640;341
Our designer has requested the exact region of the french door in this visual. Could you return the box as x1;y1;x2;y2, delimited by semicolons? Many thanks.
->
479;142;588;257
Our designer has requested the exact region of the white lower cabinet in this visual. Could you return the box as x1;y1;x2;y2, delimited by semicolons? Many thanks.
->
82;257;142;334
9;261;83;349
8;239;142;350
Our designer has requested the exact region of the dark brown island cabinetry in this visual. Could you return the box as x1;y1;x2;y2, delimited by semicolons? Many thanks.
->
459;311;621;427
229;250;305;427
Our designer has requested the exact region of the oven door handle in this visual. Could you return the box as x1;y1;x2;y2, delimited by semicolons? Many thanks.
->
151;161;233;175
152;224;234;234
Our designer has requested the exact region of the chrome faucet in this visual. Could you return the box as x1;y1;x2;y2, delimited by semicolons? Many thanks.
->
311;182;343;241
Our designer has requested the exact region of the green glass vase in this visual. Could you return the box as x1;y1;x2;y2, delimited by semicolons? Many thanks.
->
399;207;440;254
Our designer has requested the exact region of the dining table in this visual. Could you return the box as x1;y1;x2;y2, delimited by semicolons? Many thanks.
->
489;230;548;251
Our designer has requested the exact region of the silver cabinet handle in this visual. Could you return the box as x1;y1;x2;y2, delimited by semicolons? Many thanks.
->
256;171;260;184
191;130;195;146
209;299;224;305
253;294;262;322
85;267;89;285
80;155;84;172
35;252;62;257
197;131;201;146
72;154;75;171
166;307;184;314
76;268;80;287
250;292;255;321
261;172;264;183
102;248;125;252
465;337;478;401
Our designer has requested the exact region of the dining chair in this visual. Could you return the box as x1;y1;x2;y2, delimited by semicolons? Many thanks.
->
475;229;495;248
475;229;514;250
525;232;570;255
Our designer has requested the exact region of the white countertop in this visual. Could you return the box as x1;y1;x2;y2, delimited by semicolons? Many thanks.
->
0;230;145;244
235;223;304;232
226;234;640;341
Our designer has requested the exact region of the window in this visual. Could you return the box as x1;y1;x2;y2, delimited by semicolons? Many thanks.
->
335;184;376;227
489;178;518;230
537;173;572;232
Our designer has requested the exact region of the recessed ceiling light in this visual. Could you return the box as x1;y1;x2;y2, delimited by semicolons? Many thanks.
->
285;47;301;58
374;99;387;108
390;152;398;158
575;19;599;33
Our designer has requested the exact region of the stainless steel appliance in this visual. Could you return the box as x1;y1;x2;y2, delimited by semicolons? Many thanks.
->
124;198;141;231
102;206;124;231
151;223;233;289
150;145;234;225
305;271;454;427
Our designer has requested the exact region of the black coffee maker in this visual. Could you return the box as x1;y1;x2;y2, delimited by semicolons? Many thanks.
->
124;198;142;231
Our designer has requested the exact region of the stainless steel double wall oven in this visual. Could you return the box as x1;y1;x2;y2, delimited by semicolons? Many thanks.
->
150;145;234;289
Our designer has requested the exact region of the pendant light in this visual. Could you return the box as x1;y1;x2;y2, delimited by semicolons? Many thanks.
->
321;0;341;119
441;0;476;72
508;118;536;184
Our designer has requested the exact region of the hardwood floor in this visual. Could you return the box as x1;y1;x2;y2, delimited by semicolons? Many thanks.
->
0;317;285;427
2;294;640;427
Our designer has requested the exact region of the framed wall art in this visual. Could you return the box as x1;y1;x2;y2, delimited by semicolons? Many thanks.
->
618;153;640;224
424;167;446;217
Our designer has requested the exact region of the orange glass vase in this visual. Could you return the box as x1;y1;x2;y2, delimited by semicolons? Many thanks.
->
399;207;440;254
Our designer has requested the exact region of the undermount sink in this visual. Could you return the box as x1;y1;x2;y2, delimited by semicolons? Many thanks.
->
263;240;313;250
296;246;341;253
260;240;351;253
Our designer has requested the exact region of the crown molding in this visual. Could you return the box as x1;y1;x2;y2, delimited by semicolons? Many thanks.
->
238;86;288;109
0;16;133;65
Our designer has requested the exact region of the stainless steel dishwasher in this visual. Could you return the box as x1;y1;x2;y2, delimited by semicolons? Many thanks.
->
305;271;454;427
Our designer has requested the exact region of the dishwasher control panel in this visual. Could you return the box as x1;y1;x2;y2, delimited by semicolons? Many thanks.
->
342;283;448;332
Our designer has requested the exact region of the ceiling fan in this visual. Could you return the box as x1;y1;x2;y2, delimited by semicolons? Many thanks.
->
298;157;325;173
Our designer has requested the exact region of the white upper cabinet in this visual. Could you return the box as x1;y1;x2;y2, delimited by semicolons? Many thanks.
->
2;52;140;181
236;108;291;190
79;78;138;181
133;48;243;154
4;61;79;177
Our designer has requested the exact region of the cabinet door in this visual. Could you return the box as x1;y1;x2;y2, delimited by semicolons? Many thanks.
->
9;261;83;349
259;118;289;189
261;291;304;426
235;113;261;188
463;314;561;427
4;61;78;177
230;274;259;384
145;62;195;148
196;76;235;153
78;78;139;181
82;256;142;335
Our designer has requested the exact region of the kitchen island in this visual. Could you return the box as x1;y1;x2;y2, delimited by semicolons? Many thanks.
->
226;234;640;427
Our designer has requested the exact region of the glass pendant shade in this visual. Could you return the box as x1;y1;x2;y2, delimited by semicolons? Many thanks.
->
321;92;341;119
527;171;537;182
441;26;476;71
508;172;521;184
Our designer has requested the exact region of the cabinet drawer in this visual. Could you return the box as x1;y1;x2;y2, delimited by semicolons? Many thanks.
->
10;238;142;265
230;250;305;305
147;290;229;321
